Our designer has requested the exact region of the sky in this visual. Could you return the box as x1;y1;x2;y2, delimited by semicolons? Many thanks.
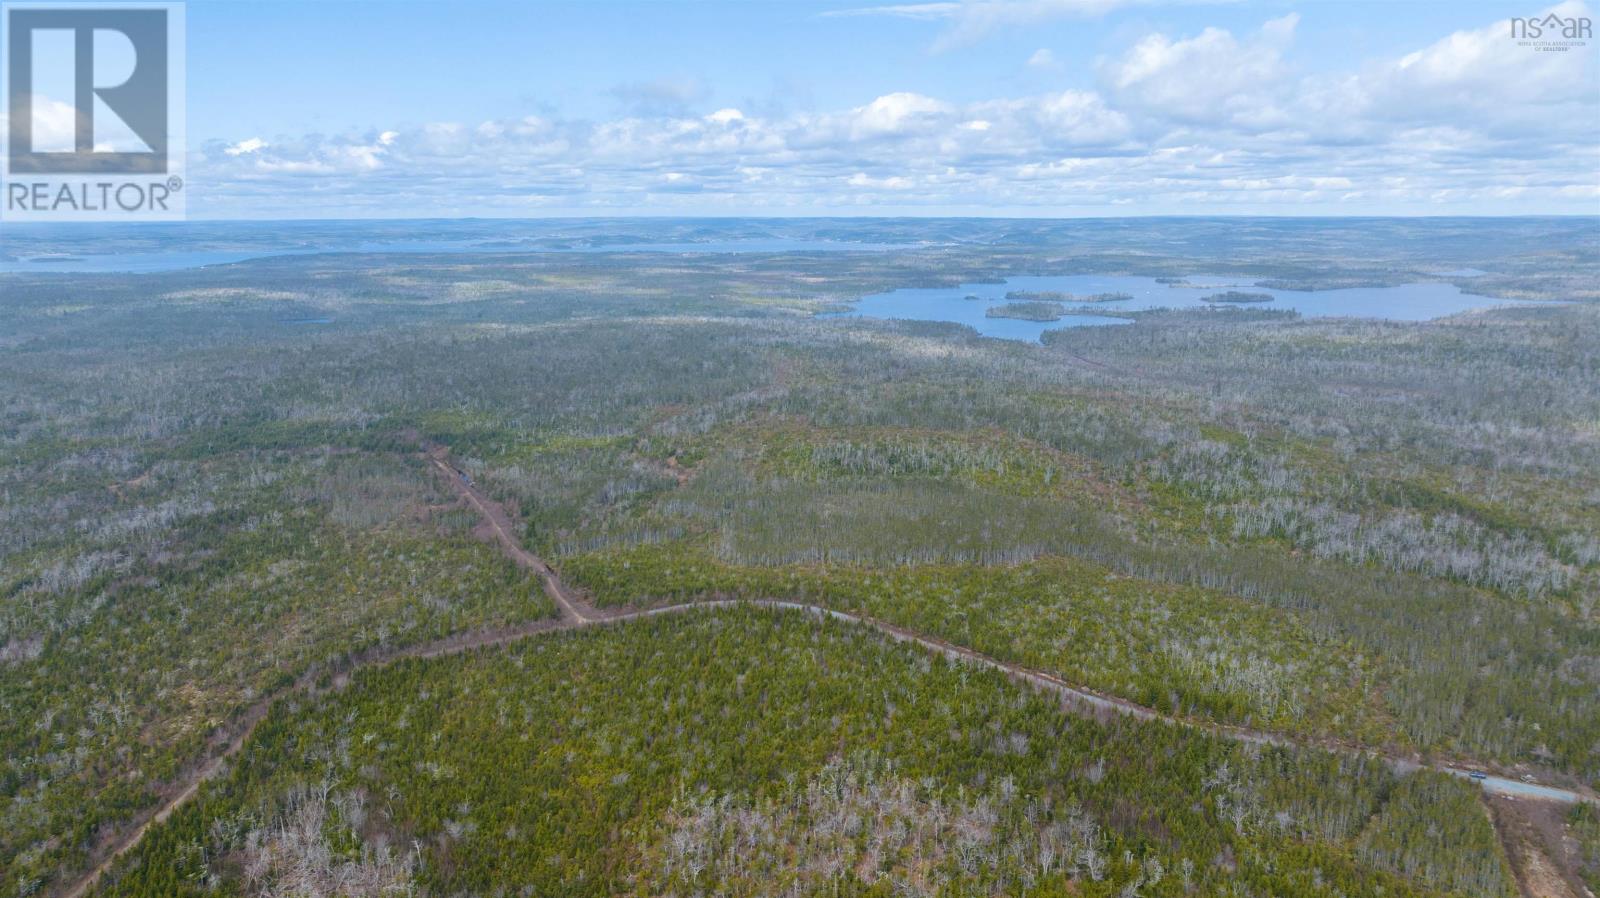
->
46;0;1600;217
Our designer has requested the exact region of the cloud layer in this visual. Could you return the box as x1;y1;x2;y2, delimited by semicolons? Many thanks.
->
192;3;1598;216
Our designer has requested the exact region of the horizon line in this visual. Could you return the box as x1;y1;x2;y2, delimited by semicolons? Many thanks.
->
4;212;1599;227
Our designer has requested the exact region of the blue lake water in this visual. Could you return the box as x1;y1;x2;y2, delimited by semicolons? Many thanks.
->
533;239;911;254
0;250;314;274
829;275;1530;342
0;238;914;274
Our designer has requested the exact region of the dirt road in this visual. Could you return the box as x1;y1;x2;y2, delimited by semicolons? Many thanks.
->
1489;794;1596;898
426;452;591;622
56;448;1596;898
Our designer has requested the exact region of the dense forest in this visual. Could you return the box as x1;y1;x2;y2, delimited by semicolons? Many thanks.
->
99;610;1515;897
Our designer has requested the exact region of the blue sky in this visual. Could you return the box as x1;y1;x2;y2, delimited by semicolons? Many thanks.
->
154;1;1600;215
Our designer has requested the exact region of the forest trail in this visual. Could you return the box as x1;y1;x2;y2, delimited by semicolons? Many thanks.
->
1488;794;1593;898
55;446;1595;898
425;450;592;623
425;446;1600;810
58;604;570;898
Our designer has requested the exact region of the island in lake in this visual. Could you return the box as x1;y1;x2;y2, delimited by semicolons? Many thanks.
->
1201;291;1276;303
985;300;1066;321
1004;290;1133;303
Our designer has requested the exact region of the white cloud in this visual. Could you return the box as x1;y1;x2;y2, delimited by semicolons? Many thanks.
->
967;89;1131;146
25;95;79;152
192;5;1598;217
1342;0;1596;128
821;3;961;21
847;92;952;139
1027;48;1059;69
829;0;1240;51
847;172;915;189
1102;14;1297;128
251;158;334;175
933;0;1154;50
224;137;268;156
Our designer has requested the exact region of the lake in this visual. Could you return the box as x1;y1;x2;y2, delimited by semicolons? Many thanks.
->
828;274;1529;342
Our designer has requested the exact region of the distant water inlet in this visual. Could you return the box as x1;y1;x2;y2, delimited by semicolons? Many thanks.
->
827;275;1530;343
0;238;917;274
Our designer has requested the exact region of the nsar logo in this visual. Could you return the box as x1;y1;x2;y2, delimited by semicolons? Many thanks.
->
1509;12;1592;51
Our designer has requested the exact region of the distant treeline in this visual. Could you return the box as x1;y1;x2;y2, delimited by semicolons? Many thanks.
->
985;300;1065;321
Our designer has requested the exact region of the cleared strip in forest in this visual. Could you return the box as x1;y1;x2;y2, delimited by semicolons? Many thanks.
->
425;451;590;623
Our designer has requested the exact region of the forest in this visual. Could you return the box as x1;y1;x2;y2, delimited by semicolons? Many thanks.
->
99;610;1515;898
1;216;1597;896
